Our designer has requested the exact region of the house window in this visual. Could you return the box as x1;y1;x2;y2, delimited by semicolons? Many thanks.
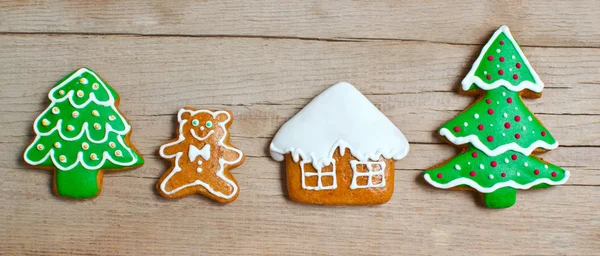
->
300;159;337;190
350;160;386;189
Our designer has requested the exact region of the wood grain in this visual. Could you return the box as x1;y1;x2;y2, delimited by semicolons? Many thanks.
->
0;3;599;255
1;1;600;47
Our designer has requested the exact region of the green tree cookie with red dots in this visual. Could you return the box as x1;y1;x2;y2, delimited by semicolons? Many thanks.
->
24;68;144;199
423;26;569;208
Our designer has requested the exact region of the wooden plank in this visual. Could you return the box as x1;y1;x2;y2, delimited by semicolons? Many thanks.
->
0;164;598;255
1;1;600;47
0;32;598;254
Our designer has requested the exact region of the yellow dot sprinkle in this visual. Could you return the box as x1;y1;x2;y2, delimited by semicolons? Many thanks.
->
92;110;99;116
76;90;84;98
115;150;122;157
90;153;98;160
109;142;116;148
54;142;61;148
66;125;74;131
36;144;44;150
42;119;50;126
52;107;60;114
72;111;79;118
82;142;89;150
80;78;88;84
59;155;66;162
58;90;65;95
108;115;116;121
92;83;99;90
93;123;101;130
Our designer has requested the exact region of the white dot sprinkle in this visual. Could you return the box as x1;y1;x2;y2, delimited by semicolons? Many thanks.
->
80;78;88;84
479;164;485;170
484;71;488;75
517;172;521;176
528;116;533;121
42;119;50;126
36;144;44;150
490;124;494;127
502;133;506;136
496;49;501;53
496;101;500;105
109;142;116;148
463;122;468;127
54;142;61;148
92;83;99;90
504;158;509;163
455;164;461;170
468;162;471;165
52;107;60;114
108;115;116;121
93;123;101;130
509;68;513;72
522;126;527;131
512;55;516;59
58;90;65;95
502;92;506;96
72;111;79;118
474;113;480;119
59;155;67;162
496;64;500;68
544;164;549;169
503;113;508;118
524;162;529;167
76;90;84;98
489;174;495;179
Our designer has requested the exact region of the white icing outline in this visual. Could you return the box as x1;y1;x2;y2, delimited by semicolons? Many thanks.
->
440;128;558;157
461;26;544;93
23;68;138;171
349;161;386;190
159;109;243;200
300;159;337;190
424;170;570;193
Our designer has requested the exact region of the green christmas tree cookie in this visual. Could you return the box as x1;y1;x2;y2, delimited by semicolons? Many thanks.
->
24;68;144;199
423;26;569;208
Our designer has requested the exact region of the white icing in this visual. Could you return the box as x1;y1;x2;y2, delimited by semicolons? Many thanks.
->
349;161;386;190
461;26;545;93
159;109;243;200
23;68;139;171
188;144;211;162
440;128;558;157
269;82;409;170
301;159;337;190
424;171;570;193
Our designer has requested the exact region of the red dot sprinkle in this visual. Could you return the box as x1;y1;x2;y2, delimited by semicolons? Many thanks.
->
488;109;494;115
507;97;513;103
486;75;492;80
513;74;519;80
487;56;494;61
504;122;511;129
478;124;484;130
487;136;494;142
514;116;521;122
551;172;557;177
437;173;443;179
499;56;505;62
501;173;507;177
534;169;540;175
498;69;505;75
486;99;492;104
470;171;476;177
516;62;522;68
515;133;521;139
541;131;547;136
500;40;505;45
511;154;518;160
472;152;478;158
491;161;497;167
453;126;461;132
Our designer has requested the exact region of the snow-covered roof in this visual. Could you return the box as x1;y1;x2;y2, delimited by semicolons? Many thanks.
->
270;82;409;169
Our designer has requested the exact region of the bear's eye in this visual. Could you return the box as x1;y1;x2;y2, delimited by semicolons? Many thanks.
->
191;119;199;126
205;121;213;128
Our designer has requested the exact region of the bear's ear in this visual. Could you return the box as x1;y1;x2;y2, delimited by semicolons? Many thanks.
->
177;109;193;123
214;111;232;124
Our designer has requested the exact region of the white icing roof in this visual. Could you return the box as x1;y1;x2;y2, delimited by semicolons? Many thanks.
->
270;82;409;169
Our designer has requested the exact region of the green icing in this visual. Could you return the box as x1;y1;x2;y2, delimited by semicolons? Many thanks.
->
56;167;100;198
424;147;567;189
483;187;516;209
24;68;143;199
440;87;556;151
465;32;536;91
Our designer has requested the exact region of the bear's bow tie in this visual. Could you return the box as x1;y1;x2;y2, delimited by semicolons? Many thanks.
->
189;144;211;162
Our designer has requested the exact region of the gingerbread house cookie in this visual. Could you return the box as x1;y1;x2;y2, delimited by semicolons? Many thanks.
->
270;82;409;205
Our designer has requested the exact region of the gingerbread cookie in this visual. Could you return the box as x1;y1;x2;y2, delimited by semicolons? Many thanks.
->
157;108;244;203
270;82;409;205
23;67;144;199
423;26;569;208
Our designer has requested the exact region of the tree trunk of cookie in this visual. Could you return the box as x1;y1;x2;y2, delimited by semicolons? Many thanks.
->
483;187;516;208
54;167;100;199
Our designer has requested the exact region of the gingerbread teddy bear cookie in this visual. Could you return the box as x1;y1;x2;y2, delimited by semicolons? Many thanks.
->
157;108;245;203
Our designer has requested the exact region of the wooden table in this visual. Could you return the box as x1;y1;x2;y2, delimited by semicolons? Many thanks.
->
1;1;599;255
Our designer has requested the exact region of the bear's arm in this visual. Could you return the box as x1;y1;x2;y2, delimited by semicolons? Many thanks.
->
220;146;243;163
160;141;186;157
